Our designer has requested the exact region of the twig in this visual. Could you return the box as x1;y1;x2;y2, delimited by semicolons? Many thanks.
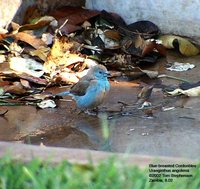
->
0;109;8;116
118;25;156;37
82;44;103;52
55;19;68;36
117;101;129;106
158;74;191;83
179;116;195;120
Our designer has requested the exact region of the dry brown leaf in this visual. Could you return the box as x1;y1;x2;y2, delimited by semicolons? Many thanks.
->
56;72;79;84
3;82;26;95
20;79;31;89
106;53;132;70
122;35;166;57
50;6;100;26
22;5;43;24
121;35;147;56
0;33;8;41
17;16;57;32
19;74;47;85
142;41;166;57
104;30;121;41
14;32;47;49
58;24;82;35
142;42;156;56
0;71;47;85
48;6;100;34
97;29;120;49
135;35;145;48
0;81;11;87
154;43;166;56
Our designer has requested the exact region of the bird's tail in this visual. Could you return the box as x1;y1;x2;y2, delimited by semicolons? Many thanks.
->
55;91;71;96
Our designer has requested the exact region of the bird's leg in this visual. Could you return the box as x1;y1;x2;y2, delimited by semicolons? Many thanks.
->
84;109;98;116
93;107;99;113
77;110;84;115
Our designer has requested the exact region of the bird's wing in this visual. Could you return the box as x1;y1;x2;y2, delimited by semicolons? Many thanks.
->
70;77;93;96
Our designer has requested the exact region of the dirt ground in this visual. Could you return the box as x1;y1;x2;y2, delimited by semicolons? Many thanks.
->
1;51;200;160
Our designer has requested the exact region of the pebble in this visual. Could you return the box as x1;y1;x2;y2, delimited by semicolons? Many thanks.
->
141;132;149;136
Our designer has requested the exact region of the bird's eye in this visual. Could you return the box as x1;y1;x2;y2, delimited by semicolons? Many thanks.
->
99;71;102;74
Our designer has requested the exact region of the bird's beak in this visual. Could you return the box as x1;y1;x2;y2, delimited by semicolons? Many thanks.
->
104;71;111;77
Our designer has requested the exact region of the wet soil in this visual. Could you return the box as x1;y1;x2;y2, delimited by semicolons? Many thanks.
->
1;51;200;159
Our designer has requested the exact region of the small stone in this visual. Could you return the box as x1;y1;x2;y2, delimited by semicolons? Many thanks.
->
141;132;149;136
162;107;175;111
40;142;46;147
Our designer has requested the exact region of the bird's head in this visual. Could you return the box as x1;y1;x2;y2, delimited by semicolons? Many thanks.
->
90;65;110;79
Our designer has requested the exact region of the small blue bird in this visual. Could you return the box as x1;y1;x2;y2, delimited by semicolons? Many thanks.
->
56;64;110;113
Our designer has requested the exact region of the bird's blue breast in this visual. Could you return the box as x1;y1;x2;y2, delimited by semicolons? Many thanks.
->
74;79;110;109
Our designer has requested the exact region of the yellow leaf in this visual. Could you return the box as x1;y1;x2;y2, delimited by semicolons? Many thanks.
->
166;86;200;96
178;37;200;56
30;47;50;62
159;35;200;56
